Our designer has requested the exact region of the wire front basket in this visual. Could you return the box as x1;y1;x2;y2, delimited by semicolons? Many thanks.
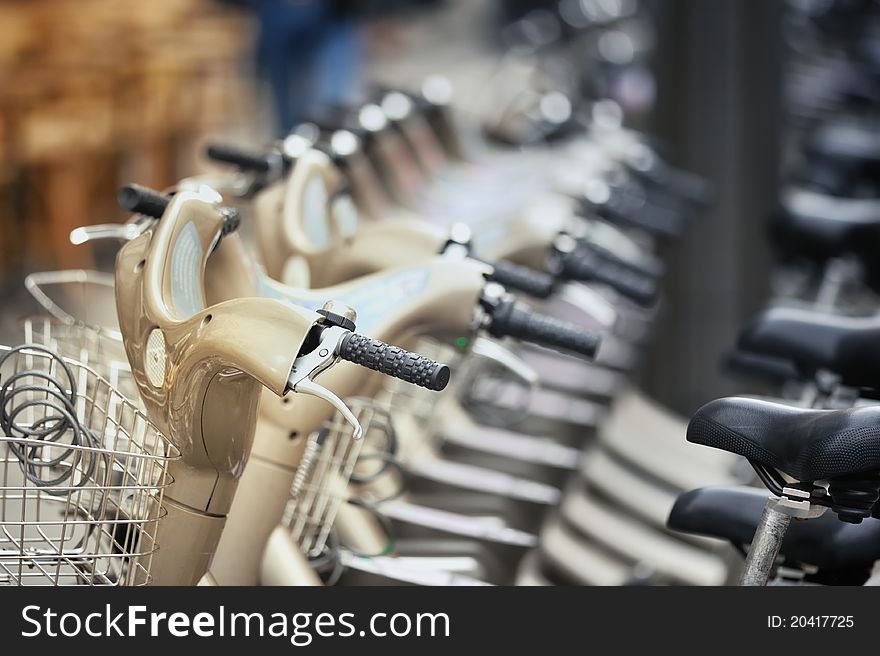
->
280;399;388;558
25;270;122;341
22;317;138;406
0;345;178;585
23;270;139;407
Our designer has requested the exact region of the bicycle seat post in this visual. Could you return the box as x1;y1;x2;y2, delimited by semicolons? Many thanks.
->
739;497;792;586
740;486;828;585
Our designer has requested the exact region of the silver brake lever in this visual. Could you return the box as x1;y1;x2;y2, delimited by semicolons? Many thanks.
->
286;324;363;440
69;216;154;245
70;181;231;247
569;214;650;265
470;337;539;387
556;283;618;329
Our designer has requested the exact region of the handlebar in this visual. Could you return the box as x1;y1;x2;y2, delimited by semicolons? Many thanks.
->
585;185;686;238
488;260;557;299
578;238;666;279
205;143;277;173
440;231;557;300
553;245;659;307
633;161;714;209
117;184;170;219
337;332;451;391
485;297;600;359
117;184;240;236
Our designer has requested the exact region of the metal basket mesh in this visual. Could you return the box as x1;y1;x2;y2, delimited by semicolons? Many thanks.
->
0;345;178;586
280;399;391;558
25;270;122;340
23;270;138;405
22;317;138;406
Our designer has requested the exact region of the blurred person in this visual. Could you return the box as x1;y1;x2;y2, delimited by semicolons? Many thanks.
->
229;0;440;134
231;0;365;134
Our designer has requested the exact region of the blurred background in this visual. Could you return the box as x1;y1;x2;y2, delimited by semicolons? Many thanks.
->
0;0;787;414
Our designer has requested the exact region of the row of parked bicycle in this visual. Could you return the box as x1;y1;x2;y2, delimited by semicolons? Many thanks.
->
2;0;879;586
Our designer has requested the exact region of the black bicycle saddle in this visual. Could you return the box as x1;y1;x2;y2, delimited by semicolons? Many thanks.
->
799;118;880;195
807;118;880;168
687;397;880;481
738;306;880;389
774;187;880;257
668;485;880;583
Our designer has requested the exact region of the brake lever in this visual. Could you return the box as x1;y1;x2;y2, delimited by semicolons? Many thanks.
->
554;280;619;329
72;184;230;246
469;336;539;387
567;215;651;265
286;324;363;440
69;216;155;245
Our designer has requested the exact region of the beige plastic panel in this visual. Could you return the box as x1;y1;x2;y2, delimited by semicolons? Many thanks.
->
252;149;448;286
115;191;319;584
261;527;323;586
206;238;488;584
252;140;575;288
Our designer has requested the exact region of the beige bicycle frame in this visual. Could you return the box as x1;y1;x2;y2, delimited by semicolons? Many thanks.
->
253;146;571;288
115;191;319;585
205;235;489;584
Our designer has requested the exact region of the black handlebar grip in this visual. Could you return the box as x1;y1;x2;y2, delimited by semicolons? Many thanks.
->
559;248;659;307
487;300;600;359
117;184;170;219
652;165;714;208
489;260;556;299
117;184;239;238
578;239;666;279
591;187;686;238
205;143;273;173
337;333;451;391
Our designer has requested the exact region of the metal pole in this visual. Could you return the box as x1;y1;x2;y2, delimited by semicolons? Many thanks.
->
739;498;791;586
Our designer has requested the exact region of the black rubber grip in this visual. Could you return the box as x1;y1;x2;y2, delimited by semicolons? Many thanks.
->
635;162;714;208
117;184;239;238
205;143;273;173
577;239;666;279
117;184;170;219
486;300;600;359
589;185;686;238
558;248;659;307
489;260;556;298
337;333;451;391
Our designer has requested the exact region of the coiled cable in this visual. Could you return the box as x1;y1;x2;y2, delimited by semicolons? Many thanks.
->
0;344;103;491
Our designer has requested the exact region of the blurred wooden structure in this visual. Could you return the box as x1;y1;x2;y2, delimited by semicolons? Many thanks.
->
0;0;256;273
